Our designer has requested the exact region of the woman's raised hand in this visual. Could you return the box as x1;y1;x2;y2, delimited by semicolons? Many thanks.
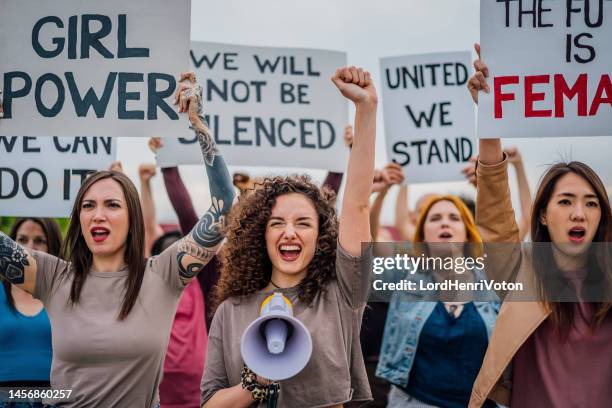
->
331;66;378;107
174;71;206;132
467;43;490;104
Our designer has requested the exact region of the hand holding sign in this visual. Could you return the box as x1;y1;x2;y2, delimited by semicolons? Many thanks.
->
467;44;490;104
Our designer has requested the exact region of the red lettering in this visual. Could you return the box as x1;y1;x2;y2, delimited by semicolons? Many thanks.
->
589;74;612;116
494;76;519;119
554;74;588;117
525;75;551;117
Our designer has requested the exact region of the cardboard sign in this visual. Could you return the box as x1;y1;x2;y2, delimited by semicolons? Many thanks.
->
0;136;116;217
155;42;349;171
0;0;191;138
380;52;475;183
479;0;612;138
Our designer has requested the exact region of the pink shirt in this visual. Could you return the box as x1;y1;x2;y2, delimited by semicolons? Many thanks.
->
159;280;207;408
512;302;612;407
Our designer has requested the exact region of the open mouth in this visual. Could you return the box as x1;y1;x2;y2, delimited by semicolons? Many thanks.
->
90;227;110;243
279;244;302;262
438;231;453;240
568;227;586;243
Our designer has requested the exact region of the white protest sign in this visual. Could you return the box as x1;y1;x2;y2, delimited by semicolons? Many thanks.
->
0;136;116;217
0;0;191;138
380;52;475;183
479;0;612;138
155;42;349;171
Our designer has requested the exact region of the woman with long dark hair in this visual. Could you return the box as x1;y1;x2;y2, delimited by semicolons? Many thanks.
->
467;44;612;408
376;195;499;408
200;66;377;407
0;72;235;408
0;218;61;408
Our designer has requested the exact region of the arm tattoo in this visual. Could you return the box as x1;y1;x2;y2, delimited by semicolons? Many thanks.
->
177;85;236;283
0;231;29;284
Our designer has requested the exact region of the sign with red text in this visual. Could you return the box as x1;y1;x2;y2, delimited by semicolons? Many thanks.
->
380;52;475;183
0;0;191;138
0;136;117;217
479;0;612;138
155;42;349;171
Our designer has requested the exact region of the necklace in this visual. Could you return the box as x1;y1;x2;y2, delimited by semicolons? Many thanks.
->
270;280;281;289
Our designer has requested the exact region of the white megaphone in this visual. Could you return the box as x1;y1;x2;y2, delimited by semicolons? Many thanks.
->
240;292;313;381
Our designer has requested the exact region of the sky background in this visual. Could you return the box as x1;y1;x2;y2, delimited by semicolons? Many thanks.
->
117;0;612;226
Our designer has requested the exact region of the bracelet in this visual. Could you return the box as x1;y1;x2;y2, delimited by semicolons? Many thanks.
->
240;365;269;402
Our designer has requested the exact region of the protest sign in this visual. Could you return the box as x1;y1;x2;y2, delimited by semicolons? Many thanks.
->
380;52;475;183
0;136;116;217
0;0;191;138
155;42;349;171
479;0;612;138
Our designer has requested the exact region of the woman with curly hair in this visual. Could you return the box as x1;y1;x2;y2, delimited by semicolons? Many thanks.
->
200;66;378;407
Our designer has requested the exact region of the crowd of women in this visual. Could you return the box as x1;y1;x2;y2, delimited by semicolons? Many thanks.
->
0;43;611;408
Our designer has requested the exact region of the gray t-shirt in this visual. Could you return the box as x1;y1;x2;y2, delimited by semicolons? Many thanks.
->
33;242;184;407
200;242;373;407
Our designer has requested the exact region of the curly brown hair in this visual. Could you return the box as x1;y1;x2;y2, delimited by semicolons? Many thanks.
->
214;175;338;308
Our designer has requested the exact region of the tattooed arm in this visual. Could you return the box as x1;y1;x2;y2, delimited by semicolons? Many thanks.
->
0;231;38;294
174;73;235;285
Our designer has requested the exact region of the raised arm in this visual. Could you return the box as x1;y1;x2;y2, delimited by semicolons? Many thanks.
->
505;147;532;240
0;232;37;295
468;44;522;293
149;137;200;234
139;163;164;257
370;163;404;240
468;43;503;166
174;73;235;285
332;66;377;256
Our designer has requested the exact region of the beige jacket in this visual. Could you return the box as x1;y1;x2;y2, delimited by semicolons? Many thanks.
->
468;158;551;407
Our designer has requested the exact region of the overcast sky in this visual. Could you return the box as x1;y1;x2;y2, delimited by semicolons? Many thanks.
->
117;0;612;225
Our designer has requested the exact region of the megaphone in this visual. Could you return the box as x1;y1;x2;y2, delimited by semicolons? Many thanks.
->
241;292;313;381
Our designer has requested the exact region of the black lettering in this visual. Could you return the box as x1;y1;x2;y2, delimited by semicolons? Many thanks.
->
65;72;116;117
117;14;149;58
23;137;40;153
300;119;316;149
317;120;335;149
254;55;281;74
35;73;65;117
255;117;275;147
234;117;252;145
31;16;65;58
0;137;18;153
410;140;427;165
53;137;71;152
2;72;32;119
573;33;596;63
392;142;410;166
440;102;453;126
22;168;47;199
0;168;19;199
278;119;297;146
81;14;113;58
148;73;178;120
406;104;437;128
117;72;144;119
191;51;220;69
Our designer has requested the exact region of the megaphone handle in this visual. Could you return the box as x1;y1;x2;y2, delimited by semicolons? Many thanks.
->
266;383;280;408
